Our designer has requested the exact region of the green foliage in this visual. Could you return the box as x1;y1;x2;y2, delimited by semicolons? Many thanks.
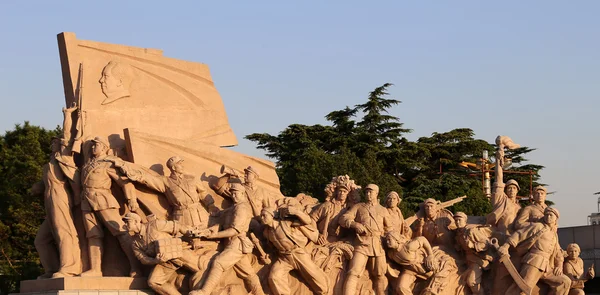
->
246;83;545;218
0;122;60;294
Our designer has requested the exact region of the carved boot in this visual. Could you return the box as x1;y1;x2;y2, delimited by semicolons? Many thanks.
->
116;234;143;278
80;238;103;277
246;274;265;295
343;274;359;295
195;263;225;295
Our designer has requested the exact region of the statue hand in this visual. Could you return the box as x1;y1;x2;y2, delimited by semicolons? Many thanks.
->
317;234;328;245
497;244;510;257
128;199;139;212
588;266;595;278
354;223;367;235
156;253;169;263
553;267;563;276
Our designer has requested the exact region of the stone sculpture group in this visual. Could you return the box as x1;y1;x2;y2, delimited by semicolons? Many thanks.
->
27;33;595;295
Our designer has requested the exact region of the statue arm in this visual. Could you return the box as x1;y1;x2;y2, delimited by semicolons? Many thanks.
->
197;182;218;214
340;204;359;229
415;236;433;256
107;167;138;208
133;241;159;265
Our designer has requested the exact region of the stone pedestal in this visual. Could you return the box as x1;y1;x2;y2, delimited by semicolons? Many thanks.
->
14;277;153;295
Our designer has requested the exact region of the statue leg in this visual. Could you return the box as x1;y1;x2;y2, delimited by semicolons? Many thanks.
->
148;264;181;295
268;258;293;295
541;273;572;295
80;211;103;277
51;196;81;277
34;219;59;279
368;255;388;295
233;254;265;295
466;264;484;295
293;251;329;295
97;208;143;278
397;272;417;295
192;247;244;295
505;264;543;295
344;252;369;295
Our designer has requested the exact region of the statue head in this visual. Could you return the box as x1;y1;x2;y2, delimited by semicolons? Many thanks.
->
229;182;246;203
99;61;134;105
384;191;401;208
364;184;379;203
423;198;438;219
533;186;547;205
325;175;359;204
244;166;259;184
91;136;109;158
385;231;408;250
505;179;520;199
260;207;276;227
166;156;185;174
123;212;142;234
543;206;559;226
453;212;468;228
566;243;581;260
50;136;62;153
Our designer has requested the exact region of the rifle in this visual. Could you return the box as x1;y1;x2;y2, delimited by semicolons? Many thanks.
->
405;195;468;226
72;63;84;153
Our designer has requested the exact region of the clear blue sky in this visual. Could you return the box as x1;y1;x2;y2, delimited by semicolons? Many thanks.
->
0;1;598;227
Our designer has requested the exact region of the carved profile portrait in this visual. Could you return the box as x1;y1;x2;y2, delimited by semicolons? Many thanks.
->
99;61;134;105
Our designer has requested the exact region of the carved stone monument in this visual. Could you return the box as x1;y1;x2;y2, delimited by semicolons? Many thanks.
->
16;33;591;295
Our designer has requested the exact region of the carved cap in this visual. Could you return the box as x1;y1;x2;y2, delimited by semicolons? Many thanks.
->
424;198;438;205
166;156;184;170
364;184;379;192
92;136;109;148
534;185;547;193
123;212;142;222
230;182;246;192
244;166;260;178
505;179;520;191
454;212;467;220
544;207;560;219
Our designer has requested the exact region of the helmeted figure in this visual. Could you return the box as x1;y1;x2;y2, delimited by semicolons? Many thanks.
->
79;136;142;277
413;198;456;249
385;231;458;295
339;184;392;295
514;186;549;230
115;155;218;229
125;212;201;295
454;212;494;295
497;207;571;295
190;183;264;295
260;205;328;295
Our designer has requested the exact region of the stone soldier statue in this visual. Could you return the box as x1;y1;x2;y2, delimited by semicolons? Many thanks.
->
413;198;456;248
310;175;359;245
260;206;328;295
514;185;549;230
340;183;392;295
190;183;264;295
34;104;82;279
115;155;219;229
384;232;458;295
124;212;202;295
563;243;594;295
453;212;494;295
497;207;571;295
383;191;412;239
211;165;279;217
487;135;522;238
79;136;142;277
